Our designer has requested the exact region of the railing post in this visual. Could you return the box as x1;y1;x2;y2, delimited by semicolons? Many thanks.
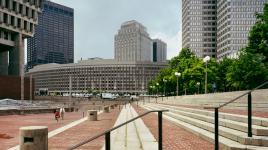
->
158;111;163;150
105;132;110;150
215;108;219;150
248;92;252;137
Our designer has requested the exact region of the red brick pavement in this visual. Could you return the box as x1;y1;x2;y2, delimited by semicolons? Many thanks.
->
157;102;268;118
133;105;214;150
0;112;83;150
48;108;120;150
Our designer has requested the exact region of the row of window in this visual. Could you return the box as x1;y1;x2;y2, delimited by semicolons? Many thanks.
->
0;12;34;32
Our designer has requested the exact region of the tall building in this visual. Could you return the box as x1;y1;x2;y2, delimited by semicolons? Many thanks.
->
182;0;268;60
27;0;74;70
182;0;217;58
0;0;44;76
217;0;268;60
114;20;153;62
153;39;167;62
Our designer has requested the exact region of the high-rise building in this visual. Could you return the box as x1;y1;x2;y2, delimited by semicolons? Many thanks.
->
182;0;217;58
114;20;153;62
153;39;167;62
182;0;268;60
27;0;74;70
217;0;268;60
0;0;44;76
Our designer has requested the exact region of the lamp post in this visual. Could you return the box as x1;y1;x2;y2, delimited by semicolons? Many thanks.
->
163;79;167;97
175;72;181;96
197;82;200;94
203;56;210;94
156;83;159;97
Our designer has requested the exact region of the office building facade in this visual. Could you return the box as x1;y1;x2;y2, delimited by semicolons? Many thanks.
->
217;0;268;60
153;39;167;62
182;0;217;58
182;0;268;60
27;59;167;95
115;20;153;62
0;0;43;76
27;0;74;70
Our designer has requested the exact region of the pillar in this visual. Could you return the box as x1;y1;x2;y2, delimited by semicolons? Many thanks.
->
19;126;48;150
9;33;25;100
0;51;8;75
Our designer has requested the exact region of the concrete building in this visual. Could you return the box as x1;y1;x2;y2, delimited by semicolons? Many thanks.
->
182;0;268;60
217;0;268;60
153;39;167;62
27;0;74;70
0;0;43;76
182;0;217;58
27;59;167;95
115;20;153;62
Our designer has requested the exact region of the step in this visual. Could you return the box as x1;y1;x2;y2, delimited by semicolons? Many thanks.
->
155;103;268;127
150;103;268;136
142;105;268;150
145;104;268;147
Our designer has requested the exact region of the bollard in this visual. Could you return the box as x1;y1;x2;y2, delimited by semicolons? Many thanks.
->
104;106;110;113
88;110;98;121
20;126;48;150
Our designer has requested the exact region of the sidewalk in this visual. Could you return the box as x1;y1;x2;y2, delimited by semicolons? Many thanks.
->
48;108;120;150
0;112;82;150
133;104;214;150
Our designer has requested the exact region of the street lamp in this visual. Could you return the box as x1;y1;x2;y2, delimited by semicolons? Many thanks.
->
163;79;167;96
197;82;200;94
156;83;159;96
175;72;181;96
203;56;211;94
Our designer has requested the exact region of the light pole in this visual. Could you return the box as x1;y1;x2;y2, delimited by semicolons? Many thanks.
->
197;82;200;94
156;83;159;97
203;56;210;94
163;79;167;97
175;72;181;96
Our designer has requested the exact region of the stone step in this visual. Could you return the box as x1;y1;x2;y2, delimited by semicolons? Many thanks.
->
151;103;268;136
145;104;268;147
143;105;268;150
156;103;268;127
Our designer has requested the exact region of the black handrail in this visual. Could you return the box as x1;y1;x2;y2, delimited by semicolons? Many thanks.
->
68;109;168;150
204;81;268;150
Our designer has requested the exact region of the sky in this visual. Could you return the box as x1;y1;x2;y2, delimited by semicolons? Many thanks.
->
26;0;182;62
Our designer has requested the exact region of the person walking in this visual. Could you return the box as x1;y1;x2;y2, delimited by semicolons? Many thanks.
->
60;107;65;120
54;109;60;122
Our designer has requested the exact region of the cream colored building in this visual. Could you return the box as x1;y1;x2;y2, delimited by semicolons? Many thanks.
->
27;58;167;94
114;20;153;62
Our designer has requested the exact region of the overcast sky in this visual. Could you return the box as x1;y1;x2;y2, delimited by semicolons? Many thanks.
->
26;0;182;62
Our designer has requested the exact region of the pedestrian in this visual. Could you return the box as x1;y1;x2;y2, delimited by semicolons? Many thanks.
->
55;109;60;122
60;107;65;120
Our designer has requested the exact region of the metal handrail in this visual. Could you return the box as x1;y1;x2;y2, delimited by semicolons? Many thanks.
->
204;81;268;150
68;109;168;150
217;81;268;109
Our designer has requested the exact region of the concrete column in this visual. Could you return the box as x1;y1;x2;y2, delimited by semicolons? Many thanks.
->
0;51;9;75
104;106;110;113
0;12;3;23
1;0;5;7
87;110;97;121
9;34;24;100
19;126;48;150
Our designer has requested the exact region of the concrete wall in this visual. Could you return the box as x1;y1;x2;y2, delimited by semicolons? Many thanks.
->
0;75;34;100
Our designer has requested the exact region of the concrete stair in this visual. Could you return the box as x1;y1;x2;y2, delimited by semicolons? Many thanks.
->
102;104;157;150
142;103;268;150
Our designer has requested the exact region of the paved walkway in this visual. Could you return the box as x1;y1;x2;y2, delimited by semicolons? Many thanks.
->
101;104;157;150
133;104;214;150
48;108;120;150
0;112;83;150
